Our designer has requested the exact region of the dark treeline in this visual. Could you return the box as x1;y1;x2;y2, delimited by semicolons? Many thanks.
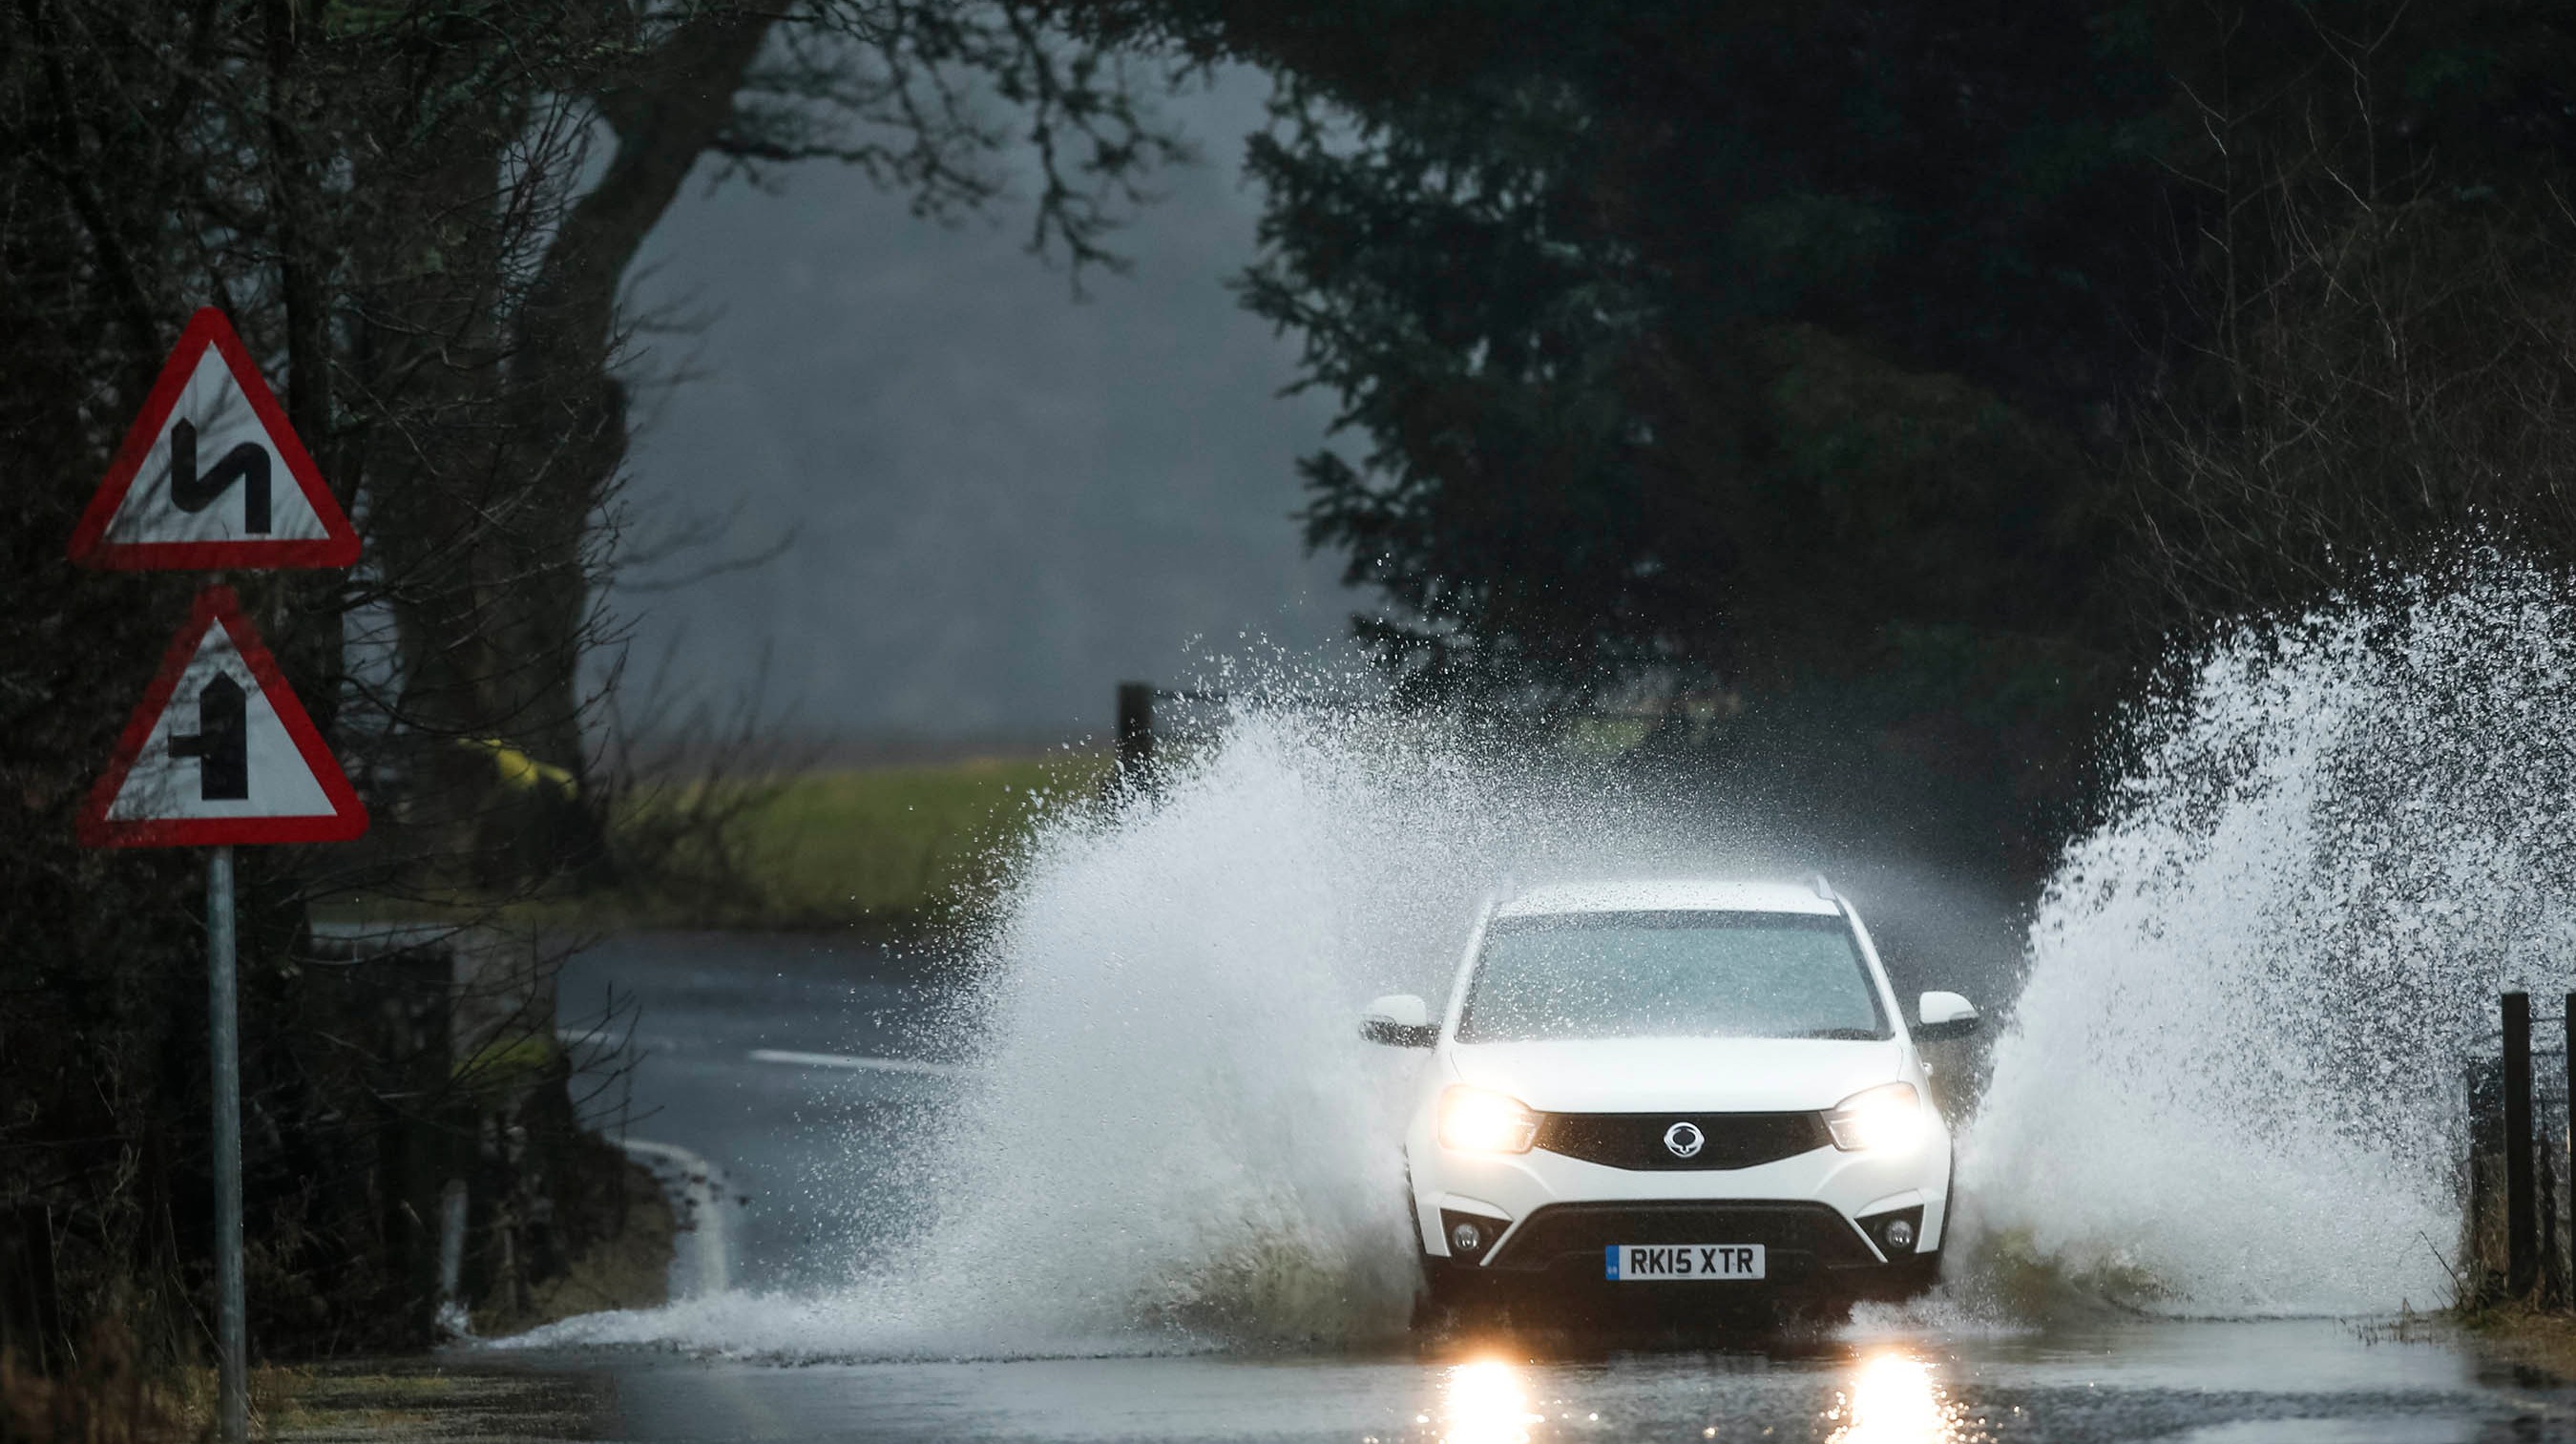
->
7;0;2575;1385
1099;0;2576;881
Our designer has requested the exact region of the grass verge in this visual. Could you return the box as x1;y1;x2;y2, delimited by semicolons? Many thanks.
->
315;751;1113;936
698;752;1110;929
2454;1301;2576;1382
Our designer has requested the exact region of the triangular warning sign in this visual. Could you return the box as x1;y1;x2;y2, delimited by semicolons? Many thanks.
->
79;587;368;848
68;308;359;570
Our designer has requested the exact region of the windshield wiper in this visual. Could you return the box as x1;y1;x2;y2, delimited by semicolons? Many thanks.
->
1792;1027;1881;1040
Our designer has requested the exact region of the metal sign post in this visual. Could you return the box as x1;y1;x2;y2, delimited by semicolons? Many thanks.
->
77;592;365;1444
206;844;247;1444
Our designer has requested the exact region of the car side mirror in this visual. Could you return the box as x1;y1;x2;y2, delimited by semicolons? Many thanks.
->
1360;994;1436;1048
1916;991;1979;1042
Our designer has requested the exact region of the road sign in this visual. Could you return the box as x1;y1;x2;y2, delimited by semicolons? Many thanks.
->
78;586;367;848
67;307;359;570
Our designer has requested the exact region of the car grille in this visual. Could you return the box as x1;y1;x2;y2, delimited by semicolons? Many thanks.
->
1486;1201;1877;1275
1532;1111;1830;1170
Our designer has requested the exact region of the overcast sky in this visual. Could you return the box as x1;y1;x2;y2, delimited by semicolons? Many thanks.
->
608;73;1354;745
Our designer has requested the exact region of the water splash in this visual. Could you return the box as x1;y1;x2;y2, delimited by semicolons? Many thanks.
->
1960;567;2576;1315
519;710;1796;1357
517;572;2576;1355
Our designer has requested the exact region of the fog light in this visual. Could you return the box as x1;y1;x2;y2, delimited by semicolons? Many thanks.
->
1884;1219;1916;1251
1450;1222;1483;1253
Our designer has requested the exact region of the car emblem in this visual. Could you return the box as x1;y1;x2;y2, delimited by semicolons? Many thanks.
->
1663;1121;1705;1159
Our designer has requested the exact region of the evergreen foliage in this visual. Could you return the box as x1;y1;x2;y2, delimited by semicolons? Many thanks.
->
1100;0;2576;870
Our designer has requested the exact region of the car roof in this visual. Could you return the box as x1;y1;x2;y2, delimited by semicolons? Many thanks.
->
1490;878;1843;919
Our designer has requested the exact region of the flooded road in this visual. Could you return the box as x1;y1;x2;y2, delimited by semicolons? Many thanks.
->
497;1317;2571;1441
554;931;973;1293
513;934;2575;1442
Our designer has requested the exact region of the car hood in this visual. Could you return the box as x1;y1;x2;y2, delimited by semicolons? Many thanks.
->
1446;1036;1905;1113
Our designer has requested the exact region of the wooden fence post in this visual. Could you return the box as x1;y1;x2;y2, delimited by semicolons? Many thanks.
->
2508;991;2537;1297
1116;682;1156;777
2563;992;2576;1306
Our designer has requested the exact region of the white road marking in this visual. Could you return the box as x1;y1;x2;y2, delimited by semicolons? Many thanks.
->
555;1028;693;1055
747;1048;974;1077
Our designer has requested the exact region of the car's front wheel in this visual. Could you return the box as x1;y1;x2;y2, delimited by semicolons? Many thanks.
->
1830;1252;1941;1309
1412;1257;1497;1332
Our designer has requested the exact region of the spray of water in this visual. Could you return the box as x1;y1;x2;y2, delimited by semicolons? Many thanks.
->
1961;566;2576;1316
522;571;2576;1355
523;710;1793;1357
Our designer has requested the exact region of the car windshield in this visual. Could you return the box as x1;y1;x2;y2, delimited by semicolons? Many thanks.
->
1456;910;1889;1042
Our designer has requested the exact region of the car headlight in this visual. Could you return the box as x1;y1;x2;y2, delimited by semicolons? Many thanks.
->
1826;1082;1925;1153
1438;1086;1539;1154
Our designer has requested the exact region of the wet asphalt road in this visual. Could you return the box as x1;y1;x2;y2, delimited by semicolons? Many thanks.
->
553;931;973;1293
501;1317;2576;1442
521;935;2575;1442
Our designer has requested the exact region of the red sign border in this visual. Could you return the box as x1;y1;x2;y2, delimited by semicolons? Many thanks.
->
77;586;369;848
67;307;360;571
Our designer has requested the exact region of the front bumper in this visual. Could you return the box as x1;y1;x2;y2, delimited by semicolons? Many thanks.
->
1424;1199;1935;1309
1409;1116;1952;1295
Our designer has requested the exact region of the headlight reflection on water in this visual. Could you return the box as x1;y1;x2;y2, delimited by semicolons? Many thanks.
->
1827;1350;1966;1444
1440;1358;1545;1444
1430;1348;1967;1444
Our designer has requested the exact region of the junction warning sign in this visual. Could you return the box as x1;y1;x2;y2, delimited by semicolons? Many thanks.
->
67;307;359;570
78;586;367;848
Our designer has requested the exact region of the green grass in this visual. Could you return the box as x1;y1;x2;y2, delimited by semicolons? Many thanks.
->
309;752;1116;934
715;753;1112;927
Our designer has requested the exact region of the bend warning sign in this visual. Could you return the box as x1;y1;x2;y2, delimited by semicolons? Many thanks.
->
78;587;368;848
68;308;359;570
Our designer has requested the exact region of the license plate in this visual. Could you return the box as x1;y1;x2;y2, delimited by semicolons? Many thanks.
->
1604;1244;1766;1281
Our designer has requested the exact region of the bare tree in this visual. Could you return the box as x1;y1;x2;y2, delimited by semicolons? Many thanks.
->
2123;4;2576;628
0;0;1188;1367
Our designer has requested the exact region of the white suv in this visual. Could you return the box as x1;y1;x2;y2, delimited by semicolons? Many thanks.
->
1362;878;1977;1323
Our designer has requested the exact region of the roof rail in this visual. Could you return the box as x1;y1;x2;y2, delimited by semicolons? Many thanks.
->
1808;873;1837;902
